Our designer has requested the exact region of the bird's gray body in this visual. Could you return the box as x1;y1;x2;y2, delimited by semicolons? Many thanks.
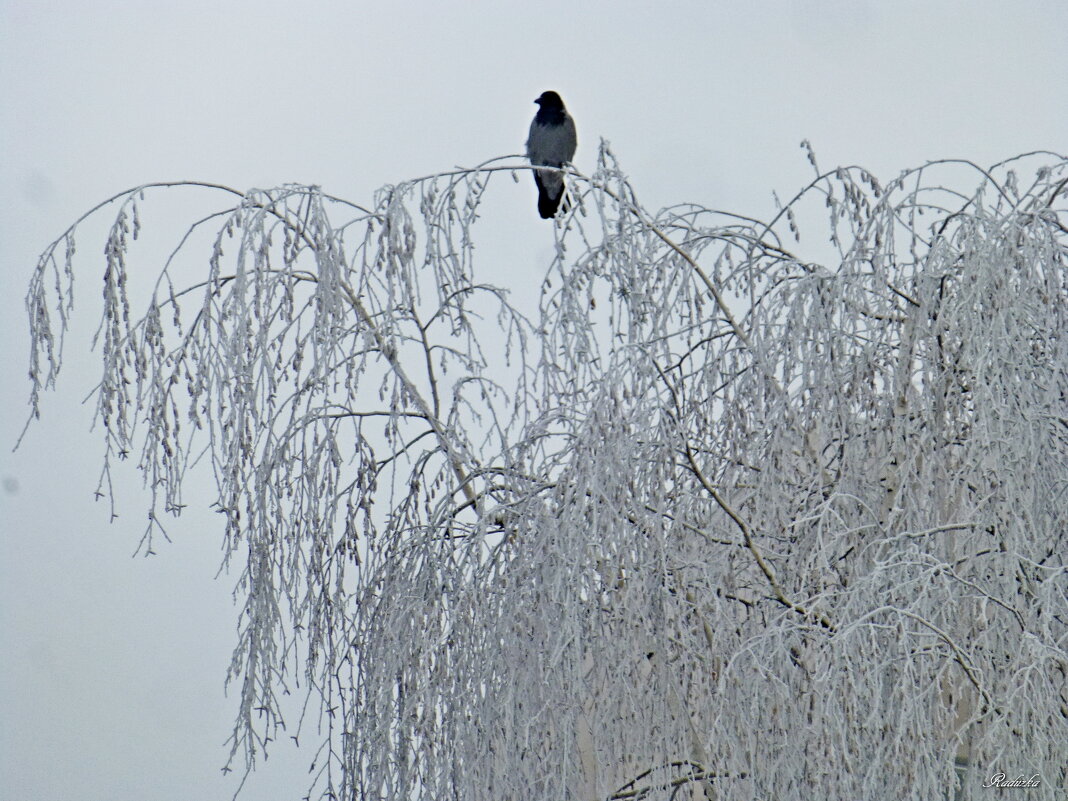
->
526;91;577;218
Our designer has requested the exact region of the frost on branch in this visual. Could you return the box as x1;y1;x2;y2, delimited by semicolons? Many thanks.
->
24;150;1068;800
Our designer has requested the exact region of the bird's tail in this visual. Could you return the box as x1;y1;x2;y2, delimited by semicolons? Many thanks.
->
537;186;571;219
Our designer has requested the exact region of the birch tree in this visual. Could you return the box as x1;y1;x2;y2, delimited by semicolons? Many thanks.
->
23;146;1068;800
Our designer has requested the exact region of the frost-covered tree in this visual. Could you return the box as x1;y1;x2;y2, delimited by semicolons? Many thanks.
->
23;146;1068;800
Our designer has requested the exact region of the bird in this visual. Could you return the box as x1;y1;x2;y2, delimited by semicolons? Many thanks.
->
526;91;577;219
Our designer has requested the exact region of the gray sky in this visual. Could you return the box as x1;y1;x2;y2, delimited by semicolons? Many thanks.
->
2;2;1065;799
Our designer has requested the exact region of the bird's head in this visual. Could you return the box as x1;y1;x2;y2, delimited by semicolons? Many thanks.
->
534;91;565;109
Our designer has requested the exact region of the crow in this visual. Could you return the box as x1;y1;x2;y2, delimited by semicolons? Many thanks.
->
526;91;577;219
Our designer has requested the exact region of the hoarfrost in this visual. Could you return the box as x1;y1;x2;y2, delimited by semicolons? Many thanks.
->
22;151;1068;800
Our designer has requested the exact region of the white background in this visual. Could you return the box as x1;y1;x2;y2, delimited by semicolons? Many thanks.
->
2;2;1066;799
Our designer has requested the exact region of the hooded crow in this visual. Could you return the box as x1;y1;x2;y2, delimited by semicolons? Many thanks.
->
526;91;577;219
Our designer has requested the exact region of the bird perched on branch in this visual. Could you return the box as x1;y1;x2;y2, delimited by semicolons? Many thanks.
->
526;91;577;219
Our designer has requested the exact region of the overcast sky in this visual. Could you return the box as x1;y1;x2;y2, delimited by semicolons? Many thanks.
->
2;2;1066;799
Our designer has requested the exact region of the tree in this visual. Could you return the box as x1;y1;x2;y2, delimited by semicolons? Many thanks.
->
23;146;1068;800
